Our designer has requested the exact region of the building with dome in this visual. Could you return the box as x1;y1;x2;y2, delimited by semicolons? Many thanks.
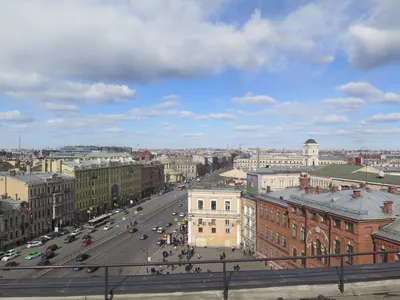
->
233;139;320;170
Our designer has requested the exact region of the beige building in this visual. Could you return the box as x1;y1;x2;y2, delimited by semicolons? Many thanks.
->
188;188;242;248
0;172;75;238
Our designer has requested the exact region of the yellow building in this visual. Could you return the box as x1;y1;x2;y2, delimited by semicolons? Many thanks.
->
188;188;242;248
41;159;142;220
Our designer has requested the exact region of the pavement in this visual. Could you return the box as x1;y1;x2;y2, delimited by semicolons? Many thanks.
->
1;263;400;297
0;188;188;279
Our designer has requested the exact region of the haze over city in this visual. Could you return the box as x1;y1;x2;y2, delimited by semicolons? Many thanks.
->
1;0;400;149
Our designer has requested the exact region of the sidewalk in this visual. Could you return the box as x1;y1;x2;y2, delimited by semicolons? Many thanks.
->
133;242;267;275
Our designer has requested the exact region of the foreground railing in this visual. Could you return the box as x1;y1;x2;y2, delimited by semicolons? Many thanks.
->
1;249;400;300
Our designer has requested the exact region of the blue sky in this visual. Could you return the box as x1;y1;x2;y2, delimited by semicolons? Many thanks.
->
1;0;400;150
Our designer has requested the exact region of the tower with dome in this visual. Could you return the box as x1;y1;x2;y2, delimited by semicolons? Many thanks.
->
303;139;319;166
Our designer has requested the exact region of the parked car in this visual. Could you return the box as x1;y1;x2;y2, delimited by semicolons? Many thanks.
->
156;239;165;246
179;213;185;217
0;251;4;260
46;244;58;253
1;250;18;262
64;235;76;243
157;227;165;234
82;239;92;247
60;229;70;235
76;253;90;262
152;226;159;231
129;228;138;233
177;204;183;207
139;234;148;240
172;212;178;216
86;266;100;273
70;229;81;236
136;206;143;211
27;240;43;248
103;223;112;231
82;235;92;241
3;261;18;270
166;222;173;227
25;251;41;260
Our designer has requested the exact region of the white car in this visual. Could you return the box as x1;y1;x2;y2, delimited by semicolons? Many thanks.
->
27;240;42;248
173;228;178;234
103;224;112;231
179;213;185;217
172;212;177;216
70;229;81;236
1;250;18;262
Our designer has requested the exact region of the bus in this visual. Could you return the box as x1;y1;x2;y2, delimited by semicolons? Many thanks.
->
177;184;186;191
87;214;110;229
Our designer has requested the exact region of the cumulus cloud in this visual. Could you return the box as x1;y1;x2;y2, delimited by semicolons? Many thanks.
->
161;122;179;131
182;133;205;138
0;72;136;104
231;93;276;105
312;114;350;125
0;110;33;122
337;82;400;104
163;95;180;101
235;125;267;131
198;113;236;120
321;97;365;111
364;113;400;123
152;100;180;109
103;127;125;133
43;102;79;112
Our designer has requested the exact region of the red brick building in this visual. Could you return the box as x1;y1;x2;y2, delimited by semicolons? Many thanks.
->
141;162;165;197
256;182;400;269
133;150;152;161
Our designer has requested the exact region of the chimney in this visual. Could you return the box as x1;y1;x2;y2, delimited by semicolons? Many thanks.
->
305;186;312;194
266;186;271;193
359;183;365;188
299;174;309;189
316;186;322;194
332;185;339;193
383;201;393;214
388;186;397;194
351;184;357;189
352;189;361;199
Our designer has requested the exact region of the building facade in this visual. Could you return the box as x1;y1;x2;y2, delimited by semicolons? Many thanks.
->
0;172;75;238
141;162;165;197
241;193;257;255
188;188;242;248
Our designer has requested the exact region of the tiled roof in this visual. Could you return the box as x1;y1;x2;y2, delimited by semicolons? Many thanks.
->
287;188;400;221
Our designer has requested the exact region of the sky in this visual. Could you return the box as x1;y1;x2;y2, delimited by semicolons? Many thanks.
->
1;0;400;150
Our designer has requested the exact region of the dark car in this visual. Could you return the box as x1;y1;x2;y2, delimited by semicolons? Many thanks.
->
46;244;58;253
3;261;18;270
145;197;151;201
86;266;100;273
37;259;51;266
136;206;143;211
42;251;55;260
73;262;86;271
166;222;173;227
82;235;92;241
129;228;138;233
60;229;70;235
64;235;76;243
139;234;148;240
76;253;90;262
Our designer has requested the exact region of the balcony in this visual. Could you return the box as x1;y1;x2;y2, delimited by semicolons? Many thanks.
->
244;212;256;219
190;209;239;217
244;223;256;230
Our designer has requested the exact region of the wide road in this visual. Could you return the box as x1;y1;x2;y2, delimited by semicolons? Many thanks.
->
0;262;399;297
0;188;188;280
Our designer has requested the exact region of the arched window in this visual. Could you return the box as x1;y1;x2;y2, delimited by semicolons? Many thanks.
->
316;239;322;261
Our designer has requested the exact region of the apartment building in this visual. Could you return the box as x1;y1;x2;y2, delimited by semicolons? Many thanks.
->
162;159;206;183
188;188;242;248
141;161;165;197
241;192;257;255
0;198;30;249
0;172;75;237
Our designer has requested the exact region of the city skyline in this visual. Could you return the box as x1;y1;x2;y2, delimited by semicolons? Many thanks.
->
1;0;400;149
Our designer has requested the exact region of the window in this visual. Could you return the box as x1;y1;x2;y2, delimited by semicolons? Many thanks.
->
197;200;204;210
211;200;217;210
334;240;340;254
271;209;274;222
291;207;297;214
276;212;280;224
292;248;297;262
316;239;322;261
260;205;264;217
198;218;203;225
225;228;230;234
300;209;306;217
265;228;268;239
276;233;280;244
345;222;354;233
292;224;297;239
310;212;316;220
260;224;264;234
270;230;274;241
212;228;216;234
346;244;354;264
333;219;341;229
282;236;287;248
224;201;231;211
311;242;315;256
320;215;327;224
300;227;305;241
283;213;287;227
211;218;216;225
301;251;306;266
225;219;230;226
265;208;269;219
198;227;203;233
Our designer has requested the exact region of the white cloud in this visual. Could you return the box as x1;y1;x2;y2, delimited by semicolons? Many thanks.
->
365;113;400;123
0;72;136;104
338;82;400;104
161;122;179;131
0;110;33;122
321;97;365;111
163;95;180;101
231;92;276;105
166;110;195;118
103;127;125;133
235;125;267;131
182;133;204;138
152;100;180;109
312;114;350;125
198;113;236;120
43;102;79;112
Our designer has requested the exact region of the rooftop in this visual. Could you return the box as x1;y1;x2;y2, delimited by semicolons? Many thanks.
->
374;219;400;242
4;172;73;184
0;198;27;214
246;166;315;174
319;156;346;161
288;188;400;221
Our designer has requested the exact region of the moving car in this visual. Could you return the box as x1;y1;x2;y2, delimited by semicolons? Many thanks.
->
179;213;185;217
60;229;70;235
157;227;165;234
76;253;90;262
86;266;100;273
82;235;92;241
103;223;112;231
42;251;55;260
64;235;76;243
136;206;143;211
70;228;81;236
139;234;148;240
3;261;18;270
73;262;86;271
129;228;138;233
82;239;92;247
46;244;58;253
166;222;173;227
25;251;41;260
27;240;43;248
152;226;159;231
37;259;51;266
156;239;165;246
177;204;183;207
172;212;178;216
1;250;18;262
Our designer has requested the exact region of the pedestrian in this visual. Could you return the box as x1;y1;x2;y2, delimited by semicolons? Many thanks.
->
197;253;201;259
170;250;172;256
